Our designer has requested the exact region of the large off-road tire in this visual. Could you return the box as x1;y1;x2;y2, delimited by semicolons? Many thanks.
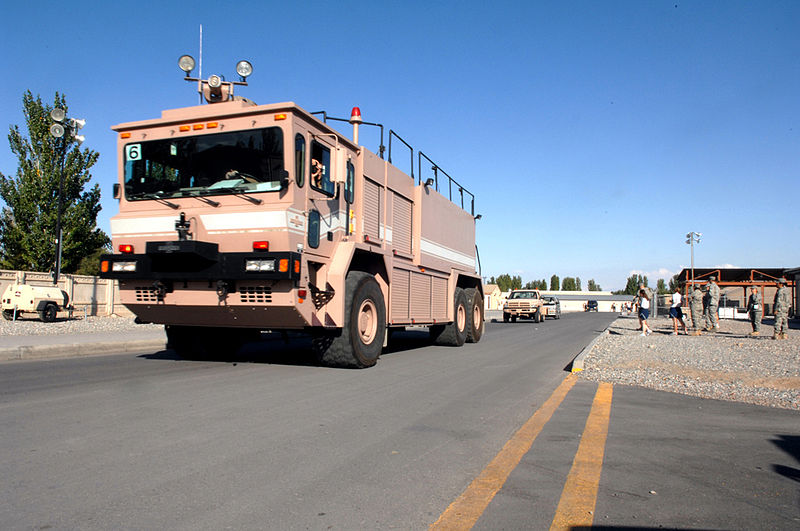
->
314;271;386;369
503;312;509;323
167;325;259;360
511;315;517;323
432;287;468;347
38;303;58;323
465;287;484;343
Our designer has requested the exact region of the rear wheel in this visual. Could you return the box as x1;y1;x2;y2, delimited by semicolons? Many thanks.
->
314;271;386;368
511;315;517;323
465;288;484;343
503;312;509;323
432;288;468;346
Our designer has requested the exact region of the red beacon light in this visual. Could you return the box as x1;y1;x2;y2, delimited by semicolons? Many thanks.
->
350;107;362;145
119;244;134;254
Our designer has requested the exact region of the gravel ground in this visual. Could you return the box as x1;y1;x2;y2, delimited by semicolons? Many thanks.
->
0;313;162;337
580;315;800;410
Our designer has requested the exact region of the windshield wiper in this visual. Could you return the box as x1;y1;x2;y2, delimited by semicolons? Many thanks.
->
128;192;179;209
177;189;220;207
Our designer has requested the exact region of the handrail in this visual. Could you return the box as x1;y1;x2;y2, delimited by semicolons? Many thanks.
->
310;112;476;215
388;130;414;180
418;151;475;215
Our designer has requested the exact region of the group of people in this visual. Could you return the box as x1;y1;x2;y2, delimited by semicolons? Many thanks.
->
745;277;792;340
633;276;792;340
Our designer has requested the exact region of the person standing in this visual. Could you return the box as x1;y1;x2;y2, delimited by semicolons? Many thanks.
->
704;276;721;331
746;285;763;336
690;284;704;335
773;277;791;340
638;288;652;336
670;286;688;335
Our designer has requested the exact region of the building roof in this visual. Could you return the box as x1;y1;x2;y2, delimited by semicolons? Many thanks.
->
676;267;797;285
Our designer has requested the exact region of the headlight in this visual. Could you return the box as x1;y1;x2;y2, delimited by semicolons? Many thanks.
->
111;261;137;272
245;259;276;272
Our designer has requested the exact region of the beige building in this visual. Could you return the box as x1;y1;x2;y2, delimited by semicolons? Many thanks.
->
483;284;503;310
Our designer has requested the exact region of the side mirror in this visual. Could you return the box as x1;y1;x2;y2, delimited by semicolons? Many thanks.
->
113;183;121;199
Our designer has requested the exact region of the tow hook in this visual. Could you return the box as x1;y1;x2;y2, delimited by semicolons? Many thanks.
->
216;280;230;302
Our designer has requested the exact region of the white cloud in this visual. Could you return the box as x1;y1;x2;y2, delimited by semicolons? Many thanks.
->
629;268;677;280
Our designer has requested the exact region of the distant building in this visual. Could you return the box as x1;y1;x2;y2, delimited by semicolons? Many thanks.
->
539;291;633;313
483;284;503;310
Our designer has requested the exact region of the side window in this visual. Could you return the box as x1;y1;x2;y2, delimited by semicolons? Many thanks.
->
310;140;334;196
345;161;354;204
308;210;320;249
294;134;305;187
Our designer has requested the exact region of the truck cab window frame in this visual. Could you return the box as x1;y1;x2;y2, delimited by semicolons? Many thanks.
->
309;140;334;196
295;133;305;188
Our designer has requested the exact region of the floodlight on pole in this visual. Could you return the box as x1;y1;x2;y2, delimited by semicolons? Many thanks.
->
685;231;702;290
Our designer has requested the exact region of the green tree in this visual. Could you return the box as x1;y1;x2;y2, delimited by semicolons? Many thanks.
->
620;274;649;295
588;279;602;291
511;275;522;290
0;91;109;274
657;278;668;295
576;277;582;291
550;274;560;291
562;277;577;291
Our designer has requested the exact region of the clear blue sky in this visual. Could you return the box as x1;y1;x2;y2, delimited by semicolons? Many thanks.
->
1;0;798;291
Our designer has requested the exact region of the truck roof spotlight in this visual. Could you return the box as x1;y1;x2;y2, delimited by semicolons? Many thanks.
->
179;55;196;74
236;60;253;80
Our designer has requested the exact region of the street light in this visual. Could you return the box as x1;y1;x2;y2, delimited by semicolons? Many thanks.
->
49;108;86;285
685;231;702;290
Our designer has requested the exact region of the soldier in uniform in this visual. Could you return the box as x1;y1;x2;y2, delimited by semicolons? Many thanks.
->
746;285;762;336
773;277;791;340
690;284;704;335
704;275;720;331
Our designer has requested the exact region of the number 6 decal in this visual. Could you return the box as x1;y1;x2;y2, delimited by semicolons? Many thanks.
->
125;144;142;161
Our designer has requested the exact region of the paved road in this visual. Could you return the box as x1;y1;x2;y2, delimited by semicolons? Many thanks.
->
2;312;798;530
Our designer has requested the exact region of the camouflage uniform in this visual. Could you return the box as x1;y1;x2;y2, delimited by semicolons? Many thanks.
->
773;279;790;339
746;289;762;335
704;278;720;330
690;286;704;334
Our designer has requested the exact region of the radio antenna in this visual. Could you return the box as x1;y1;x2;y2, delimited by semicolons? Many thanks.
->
198;24;204;104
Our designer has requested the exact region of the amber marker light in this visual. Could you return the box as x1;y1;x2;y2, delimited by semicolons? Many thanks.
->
193;123;204;130
120;132;131;139
179;125;191;132
294;260;301;274
100;260;109;273
119;244;134;254
279;259;289;272
206;122;219;129
274;114;287;121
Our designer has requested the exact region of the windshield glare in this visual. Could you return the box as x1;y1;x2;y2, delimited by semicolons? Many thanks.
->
123;127;284;200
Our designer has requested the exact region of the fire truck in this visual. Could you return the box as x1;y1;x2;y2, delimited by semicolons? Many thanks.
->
100;56;483;367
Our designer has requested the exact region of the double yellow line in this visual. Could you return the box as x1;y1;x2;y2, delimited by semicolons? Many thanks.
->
430;374;613;531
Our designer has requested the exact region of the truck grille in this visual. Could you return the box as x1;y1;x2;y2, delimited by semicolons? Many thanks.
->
135;287;159;302
507;301;532;309
239;286;272;304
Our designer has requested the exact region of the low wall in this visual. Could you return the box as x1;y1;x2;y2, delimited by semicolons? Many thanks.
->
0;269;132;317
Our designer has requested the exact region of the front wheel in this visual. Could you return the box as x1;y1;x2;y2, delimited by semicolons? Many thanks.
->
38;303;58;323
315;271;386;368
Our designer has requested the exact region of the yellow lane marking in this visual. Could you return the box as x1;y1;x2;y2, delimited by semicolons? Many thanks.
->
549;382;613;531
430;373;578;531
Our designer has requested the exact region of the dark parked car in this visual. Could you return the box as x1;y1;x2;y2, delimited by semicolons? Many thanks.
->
585;300;598;312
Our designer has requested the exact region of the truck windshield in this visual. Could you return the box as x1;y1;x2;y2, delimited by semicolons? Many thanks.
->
509;292;538;299
123;127;284;201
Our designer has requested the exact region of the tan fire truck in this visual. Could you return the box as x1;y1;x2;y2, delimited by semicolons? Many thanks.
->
100;56;483;367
